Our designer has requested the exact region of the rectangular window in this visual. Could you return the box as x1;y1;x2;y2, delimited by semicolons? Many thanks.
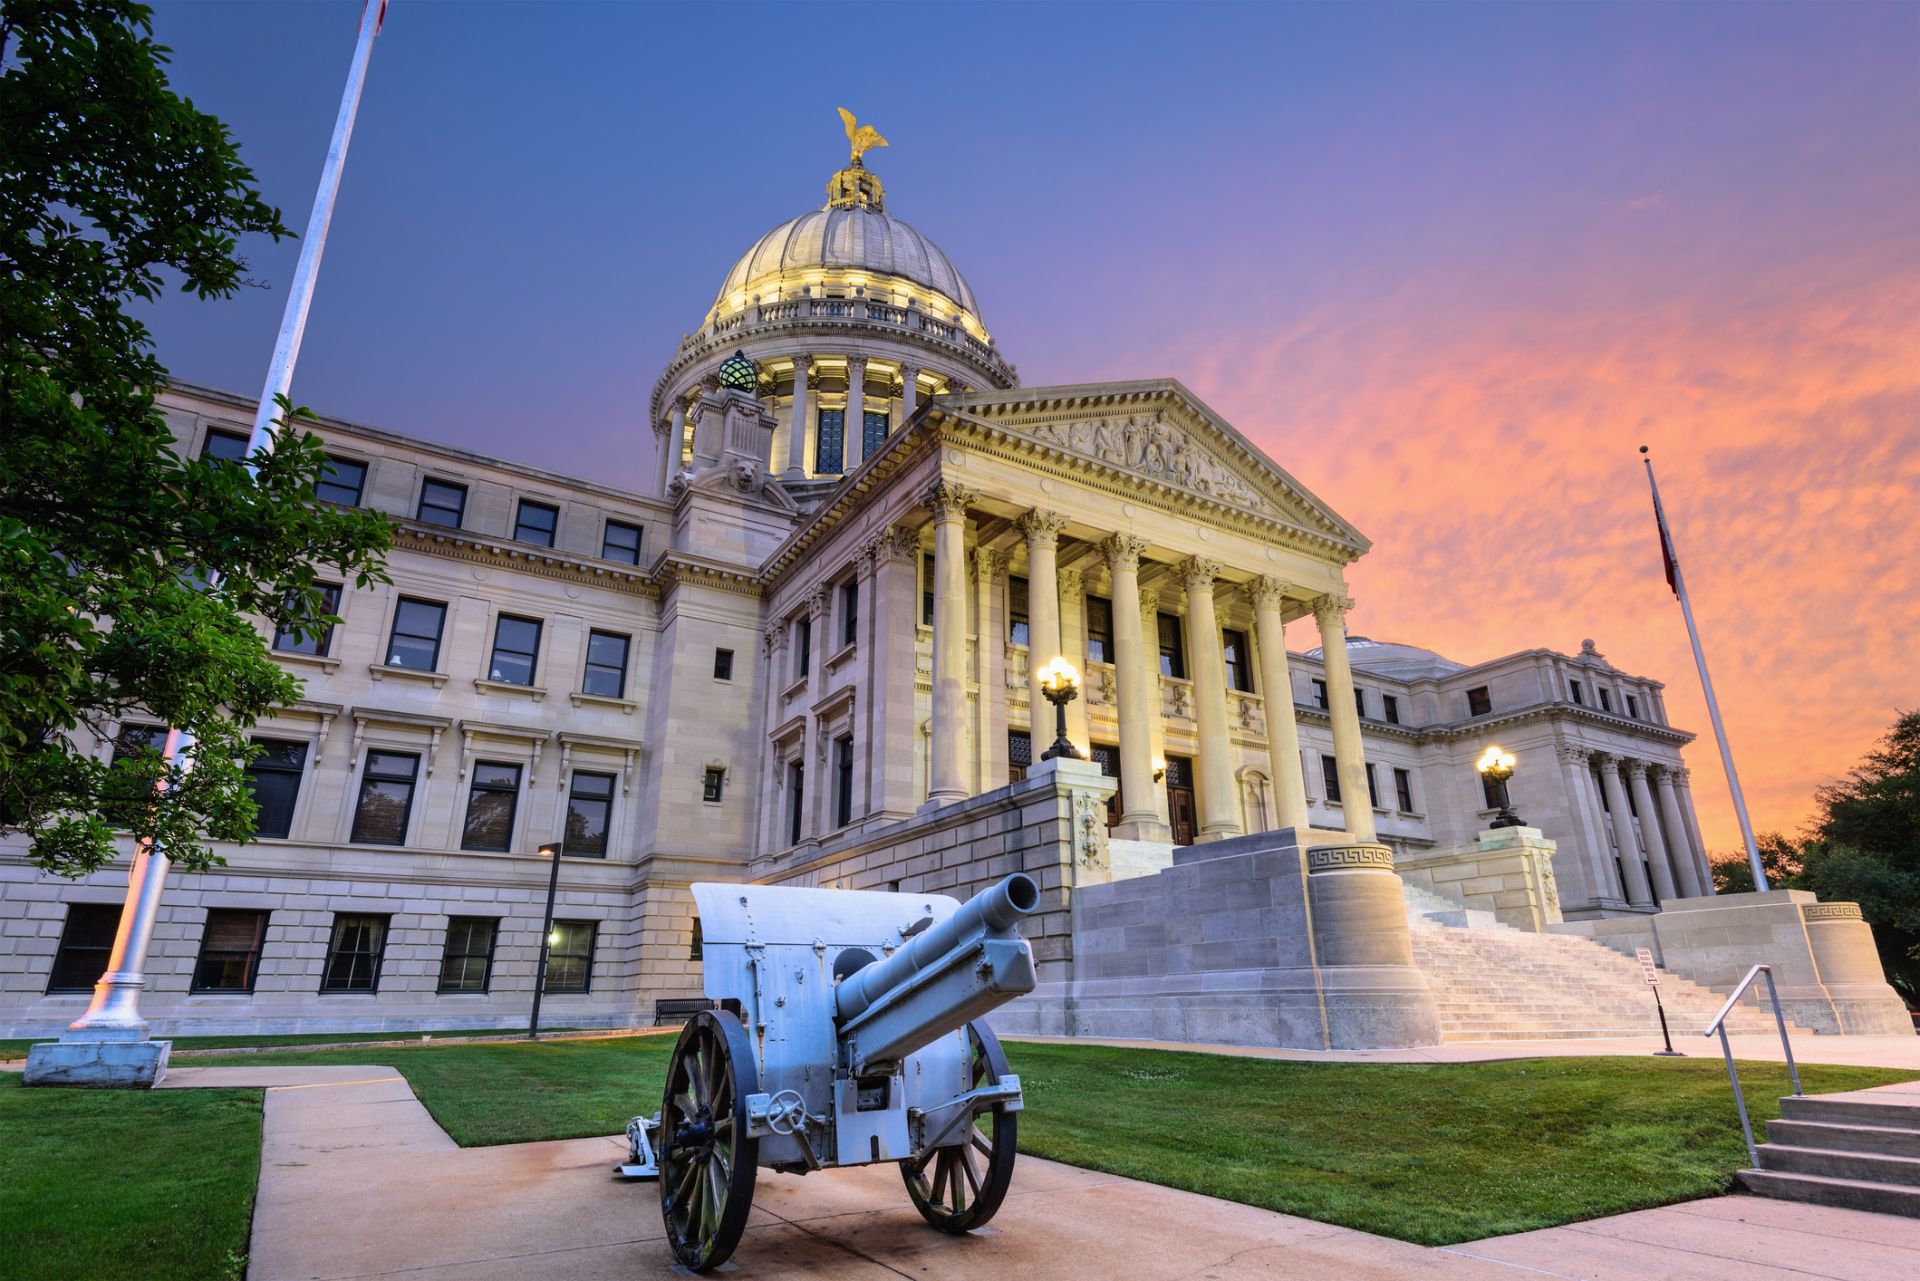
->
437;917;498;994
582;630;630;698
788;761;805;845
794;616;812;678
1157;612;1187;679
543;921;596;993
1311;678;1329;710
834;734;854;829
245;738;307;839
1382;693;1401;725
703;766;725;804
1086;595;1113;665
316;455;366;506
1394;767;1414;813
713;648;734;681
1365;762;1380;809
1627;694;1641;720
201;427;250;464
840;580;859;647
1597;687;1613;713
1008;729;1032;784
601;519;643;565
816;408;845;474
273;582;341;656
921;553;935;627
1467;685;1493;717
385;597;446;671
1354;686;1368;718
488;615;542;685
1222;629;1252;693
862;409;889;458
460;761;522;852
46;903;121;993
513;499;558;547
563;771;615;857
416;479;467;528
1569;679;1585;705
350;750;420;846
1321;754;1341;805
1008;575;1030;647
321;914;389;992
192;909;269;992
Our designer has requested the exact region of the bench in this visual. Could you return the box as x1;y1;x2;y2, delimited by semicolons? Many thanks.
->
652;997;713;1027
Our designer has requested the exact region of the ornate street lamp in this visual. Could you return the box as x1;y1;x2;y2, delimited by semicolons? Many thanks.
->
1152;757;1168;783
528;840;563;1040
1036;656;1084;761
1475;746;1524;829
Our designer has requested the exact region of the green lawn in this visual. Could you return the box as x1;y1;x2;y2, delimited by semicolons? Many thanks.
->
0;1075;261;1281
5;1032;1914;1280
0;1026;585;1062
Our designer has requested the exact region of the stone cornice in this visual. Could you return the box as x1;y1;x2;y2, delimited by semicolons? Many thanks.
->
652;553;765;601
392;522;659;598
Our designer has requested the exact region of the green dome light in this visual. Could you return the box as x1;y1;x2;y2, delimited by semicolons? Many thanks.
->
717;350;758;392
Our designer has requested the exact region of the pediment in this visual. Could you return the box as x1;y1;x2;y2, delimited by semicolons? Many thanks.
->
938;379;1367;554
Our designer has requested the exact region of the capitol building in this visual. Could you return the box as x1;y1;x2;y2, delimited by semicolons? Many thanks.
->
3;128;1904;1046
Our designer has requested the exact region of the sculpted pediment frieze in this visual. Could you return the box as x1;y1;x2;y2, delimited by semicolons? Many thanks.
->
1014;411;1275;515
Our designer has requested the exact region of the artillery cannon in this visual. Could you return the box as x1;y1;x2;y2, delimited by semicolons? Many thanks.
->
626;873;1040;1271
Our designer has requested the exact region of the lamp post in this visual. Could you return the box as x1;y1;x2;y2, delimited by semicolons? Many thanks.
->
1475;746;1525;829
528;840;563;1041
1036;657;1083;761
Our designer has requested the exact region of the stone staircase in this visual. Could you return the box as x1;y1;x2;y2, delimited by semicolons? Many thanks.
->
1739;1087;1920;1216
1403;884;1801;1042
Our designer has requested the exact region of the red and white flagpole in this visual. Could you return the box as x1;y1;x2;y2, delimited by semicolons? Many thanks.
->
61;2;388;1051
1641;446;1767;891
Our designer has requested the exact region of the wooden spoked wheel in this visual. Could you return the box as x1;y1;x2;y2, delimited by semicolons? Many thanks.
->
658;1009;760;1272
901;1020;1017;1233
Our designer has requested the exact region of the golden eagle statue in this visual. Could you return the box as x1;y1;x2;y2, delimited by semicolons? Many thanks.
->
838;107;889;166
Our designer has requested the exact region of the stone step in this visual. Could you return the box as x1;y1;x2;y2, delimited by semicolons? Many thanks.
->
1757;1144;1920;1188
1735;1169;1920;1218
1781;1094;1920;1130
1766;1119;1920;1160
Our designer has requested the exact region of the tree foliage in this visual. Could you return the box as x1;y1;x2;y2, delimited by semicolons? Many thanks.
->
1711;711;1920;1007
0;1;392;876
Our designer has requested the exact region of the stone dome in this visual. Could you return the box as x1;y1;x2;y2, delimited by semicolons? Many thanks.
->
1305;635;1464;680
708;204;985;330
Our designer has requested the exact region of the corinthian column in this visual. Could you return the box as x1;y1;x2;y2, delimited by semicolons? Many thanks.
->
925;481;974;807
1672;767;1714;895
1313;594;1375;841
1598;754;1654;907
786;357;813;479
1625;761;1677;903
1102;535;1165;839
656;402;687;496
899;364;920;424
1058;566;1090;755
1652;766;1703;898
1556;744;1622;906
845;355;868;469
1180;557;1240;842
1250;577;1310;832
1017;509;1068;735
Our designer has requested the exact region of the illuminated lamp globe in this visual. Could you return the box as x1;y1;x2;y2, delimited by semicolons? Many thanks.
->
716;349;758;392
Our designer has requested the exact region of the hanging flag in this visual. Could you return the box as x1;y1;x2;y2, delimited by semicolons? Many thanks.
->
1651;484;1679;597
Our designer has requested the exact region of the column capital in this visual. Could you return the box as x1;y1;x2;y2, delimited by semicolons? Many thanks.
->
806;583;831;618
651;416;672;438
846;354;868;377
924;481;976;520
851;541;877;579
1015;507;1069;548
762;623;785;657
869;525;920;564
1624;759;1650;782
1099;532;1151;572
1058;566;1084;596
1312;593;1355;627
898;362;920;384
973;545;1008;579
1672;765;1693;785
1555;743;1594;766
1249;575;1294;609
1177;556;1224;593
793;354;816;386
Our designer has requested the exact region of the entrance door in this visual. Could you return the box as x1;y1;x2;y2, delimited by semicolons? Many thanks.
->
1165;754;1196;846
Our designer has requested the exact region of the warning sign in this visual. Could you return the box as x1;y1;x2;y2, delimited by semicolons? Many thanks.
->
1635;947;1660;987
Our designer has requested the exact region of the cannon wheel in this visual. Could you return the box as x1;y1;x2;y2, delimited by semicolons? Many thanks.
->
901;1020;1017;1233
659;1009;759;1272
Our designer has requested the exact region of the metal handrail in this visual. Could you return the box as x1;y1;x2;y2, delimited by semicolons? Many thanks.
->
1703;963;1802;1167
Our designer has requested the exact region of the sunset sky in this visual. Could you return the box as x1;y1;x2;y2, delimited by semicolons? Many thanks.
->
137;1;1919;856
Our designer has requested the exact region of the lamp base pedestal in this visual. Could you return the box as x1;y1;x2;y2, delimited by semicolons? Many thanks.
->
23;1036;171;1089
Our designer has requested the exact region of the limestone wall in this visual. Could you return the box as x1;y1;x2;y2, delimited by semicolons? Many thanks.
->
1395;828;1564;932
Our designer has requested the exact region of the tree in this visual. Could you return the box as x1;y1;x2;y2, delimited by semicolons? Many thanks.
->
0;1;392;877
1709;712;1920;1007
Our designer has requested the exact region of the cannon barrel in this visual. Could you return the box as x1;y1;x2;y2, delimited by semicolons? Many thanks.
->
833;873;1039;1073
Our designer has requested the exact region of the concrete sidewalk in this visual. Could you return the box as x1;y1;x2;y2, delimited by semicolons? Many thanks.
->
160;1063;1920;1281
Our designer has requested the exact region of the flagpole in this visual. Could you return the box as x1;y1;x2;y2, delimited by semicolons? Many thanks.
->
57;2;387;1055
1641;447;1767;891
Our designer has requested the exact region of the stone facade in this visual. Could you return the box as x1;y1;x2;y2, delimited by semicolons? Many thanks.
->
7;138;1841;1045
